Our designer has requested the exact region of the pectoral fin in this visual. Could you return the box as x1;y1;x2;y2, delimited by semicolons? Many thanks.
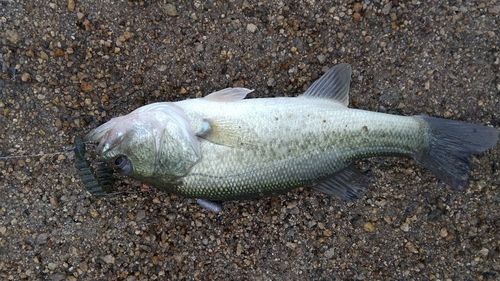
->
311;166;369;200
195;118;259;148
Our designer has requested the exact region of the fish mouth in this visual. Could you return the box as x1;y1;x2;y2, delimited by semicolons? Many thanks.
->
84;116;129;159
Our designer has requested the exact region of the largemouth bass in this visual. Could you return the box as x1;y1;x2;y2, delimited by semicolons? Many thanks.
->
85;63;498;209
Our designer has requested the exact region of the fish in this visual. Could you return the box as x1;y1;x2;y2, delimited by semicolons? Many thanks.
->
85;63;499;211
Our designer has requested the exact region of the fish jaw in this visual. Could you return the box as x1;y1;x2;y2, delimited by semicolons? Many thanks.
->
84;102;201;181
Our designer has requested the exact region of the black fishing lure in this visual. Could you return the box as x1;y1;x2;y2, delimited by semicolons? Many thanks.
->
74;136;114;195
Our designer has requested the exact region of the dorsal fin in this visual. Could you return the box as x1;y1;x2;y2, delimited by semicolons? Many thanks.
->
301;63;352;106
204;88;254;102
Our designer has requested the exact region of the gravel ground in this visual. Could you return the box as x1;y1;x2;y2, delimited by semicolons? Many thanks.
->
1;0;499;280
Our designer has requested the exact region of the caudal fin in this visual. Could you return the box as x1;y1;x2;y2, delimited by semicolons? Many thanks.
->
415;116;498;190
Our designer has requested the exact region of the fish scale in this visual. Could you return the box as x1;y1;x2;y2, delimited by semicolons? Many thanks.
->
173;103;424;200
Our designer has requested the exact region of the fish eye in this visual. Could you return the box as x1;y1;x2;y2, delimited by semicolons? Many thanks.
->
112;155;132;175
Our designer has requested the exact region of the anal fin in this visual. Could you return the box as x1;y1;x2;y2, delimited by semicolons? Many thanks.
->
311;166;369;200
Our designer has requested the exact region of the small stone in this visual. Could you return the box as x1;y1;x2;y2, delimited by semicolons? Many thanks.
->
290;46;297;53
54;49;64;57
39;51;49;61
37;233;49;245
246;23;258;33
119;31;134;43
353;3;363;12
400;223;410;232
67;0;75;12
79;261;88;272
49;196;59;207
0;226;6;236
424;81;430;90
405;242;419;253
35;75;44;82
267;77;276;87
195;43;204;52
478;248;489;257
162;3;179;17
364;222;374;232
324;248;335;258
488;5;500;14
21;73;31;82
90;209;99;218
317;54;326;63
77;12;85;20
287;200;298;209
102;254;115;264
135;210;146;222
6;30;20;45
26;49;35;57
382;4;392;15
47;262;57;270
353;12;361;22
133;75;143;85
80;82;94;92
152;197;161;204
439;228;448;238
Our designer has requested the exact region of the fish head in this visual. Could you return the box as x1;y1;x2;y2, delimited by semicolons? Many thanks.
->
85;103;200;184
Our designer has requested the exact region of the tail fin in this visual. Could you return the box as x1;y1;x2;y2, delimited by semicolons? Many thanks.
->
415;116;498;190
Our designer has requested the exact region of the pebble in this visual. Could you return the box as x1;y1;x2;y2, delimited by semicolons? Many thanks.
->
101;254;115;264
135;210;146;222
267;77;276;87
405;242;419;254
286;200;298;209
49;196;59;207
246;23;258;33
363;222;374;232
382;4;392;15
317;54;326;63
400;223;410;232
37;233;49;245
353;13;361;22
162;3;179;17
478;248;489;257
90;209;99;218
353;3;363;13
21;73;31;82
6;30;20;45
80;82;94;92
38;51;49;61
54;49;64;57
67;0;75;12
488;5;500;14
324;248;335;258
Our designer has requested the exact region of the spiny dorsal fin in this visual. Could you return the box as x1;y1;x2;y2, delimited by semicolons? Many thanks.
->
301;63;352;106
204;88;254;102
